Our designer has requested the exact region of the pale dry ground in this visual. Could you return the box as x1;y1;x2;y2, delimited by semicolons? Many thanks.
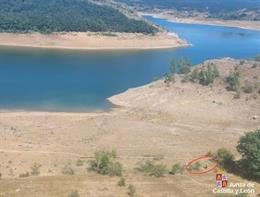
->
0;32;188;50
0;58;259;197
142;13;260;31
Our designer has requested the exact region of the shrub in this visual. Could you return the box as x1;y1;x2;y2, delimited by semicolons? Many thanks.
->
198;63;219;85
62;165;74;175
252;63;258;68
169;163;183;175
239;60;245;65
136;160;167;177
68;190;80;197
226;71;240;91
179;58;192;74
170;60;177;74
127;184;136;196
190;162;202;171
181;74;190;83
19;172;30;178
215;148;235;172
237;129;260;181
76;159;84;167
190;68;199;82
233;91;241;99
243;81;253;94
88;150;122;177
0;173;2;179
30;163;41;176
117;177;126;187
164;73;173;86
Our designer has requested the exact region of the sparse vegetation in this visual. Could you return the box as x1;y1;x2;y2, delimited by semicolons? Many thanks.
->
127;184;136;196
243;81;253;94
76;159;84;167
68;190;80;197
19;172;30;178
88;150;122;177
178;58;192;74
117;177;126;187
164;58;192;85
30;163;41;176
189;162;202;171
191;63;219;85
169;163;183;175
226;71;240;91
62;164;74;175
136;160;167;177
153;154;164;161
252;63;258;68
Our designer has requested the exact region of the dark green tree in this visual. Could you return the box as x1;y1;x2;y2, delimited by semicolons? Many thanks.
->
237;129;260;181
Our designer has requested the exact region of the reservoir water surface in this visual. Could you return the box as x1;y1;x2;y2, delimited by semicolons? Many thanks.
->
0;17;259;111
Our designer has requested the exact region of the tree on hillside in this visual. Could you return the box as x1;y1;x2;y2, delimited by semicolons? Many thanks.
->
226;71;240;91
179;58;192;74
237;129;260;181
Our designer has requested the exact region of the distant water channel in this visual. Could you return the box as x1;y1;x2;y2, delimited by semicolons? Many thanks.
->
0;16;259;112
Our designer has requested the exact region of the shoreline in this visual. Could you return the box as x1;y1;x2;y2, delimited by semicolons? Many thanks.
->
0;58;259;196
0;32;189;50
142;13;260;31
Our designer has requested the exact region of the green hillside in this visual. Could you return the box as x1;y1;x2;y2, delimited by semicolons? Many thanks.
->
0;0;158;34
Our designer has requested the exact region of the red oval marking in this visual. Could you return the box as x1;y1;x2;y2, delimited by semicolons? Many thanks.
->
185;155;218;175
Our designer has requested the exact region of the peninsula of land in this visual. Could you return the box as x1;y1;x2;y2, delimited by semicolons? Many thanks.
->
0;32;188;50
143;12;260;31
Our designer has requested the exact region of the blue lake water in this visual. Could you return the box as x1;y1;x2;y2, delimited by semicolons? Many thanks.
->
0;17;259;112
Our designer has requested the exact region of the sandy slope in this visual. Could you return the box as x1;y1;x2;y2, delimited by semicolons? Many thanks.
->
0;32;188;50
0;58;259;197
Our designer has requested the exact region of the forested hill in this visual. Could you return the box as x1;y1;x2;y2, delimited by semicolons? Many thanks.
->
118;0;259;12
118;0;260;20
0;0;158;34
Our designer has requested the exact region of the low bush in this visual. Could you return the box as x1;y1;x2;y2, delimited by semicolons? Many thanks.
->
88;150;122;177
62;164;74;175
169;163;183;175
76;159;84;167
19;172;30;178
226;71;240;91
117;177;126;187
68;190;80;197
136;160;167;177
127;184;136;196
30;163;42;176
198;63;219;85
243;81;253;94
239;60;245;65
190;162;202;171
178;58;192;74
